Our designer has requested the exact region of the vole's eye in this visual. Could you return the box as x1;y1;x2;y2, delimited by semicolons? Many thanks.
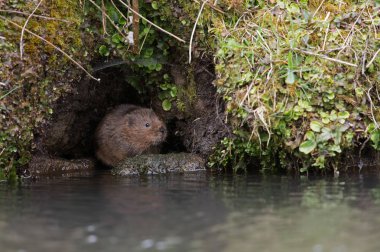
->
145;123;150;127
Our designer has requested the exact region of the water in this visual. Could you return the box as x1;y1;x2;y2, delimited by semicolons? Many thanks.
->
1;171;380;252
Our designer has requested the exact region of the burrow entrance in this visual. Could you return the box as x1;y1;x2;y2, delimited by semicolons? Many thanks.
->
31;58;230;167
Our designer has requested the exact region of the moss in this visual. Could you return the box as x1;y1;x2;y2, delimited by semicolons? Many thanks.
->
0;1;93;179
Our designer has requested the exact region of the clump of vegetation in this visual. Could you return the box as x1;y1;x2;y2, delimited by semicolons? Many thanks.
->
0;1;93;178
87;0;218;111
210;0;380;172
87;0;188;101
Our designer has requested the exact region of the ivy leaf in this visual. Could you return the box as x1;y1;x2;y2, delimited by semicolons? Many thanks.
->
317;131;333;142
328;145;342;153
305;131;315;140
155;64;162;71
98;45;109;56
162;99;172;111
118;18;126;25
112;33;122;44
326;91;335;100
151;1;159;10
299;139;317;154
310;121;323;132
370;130;380;150
337;111;350;119
170;87;177;97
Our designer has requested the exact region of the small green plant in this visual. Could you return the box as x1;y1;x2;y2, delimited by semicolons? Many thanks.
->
158;74;177;111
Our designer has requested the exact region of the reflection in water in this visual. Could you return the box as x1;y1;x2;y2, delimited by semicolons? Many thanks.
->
1;172;380;252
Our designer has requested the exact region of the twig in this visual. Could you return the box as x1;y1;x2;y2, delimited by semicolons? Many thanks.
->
362;36;369;75
366;82;379;128
294;49;357;67
132;0;139;53
110;0;131;27
0;9;71;23
366;6;378;38
0;86;21;100
322;12;330;50
117;0;185;43
194;0;225;14
189;0;208;63
312;0;326;19
366;48;380;69
139;24;151;54
239;67;261;106
0;16;100;82
20;0;43;60
343;7;365;47
88;0;129;42
101;0;109;35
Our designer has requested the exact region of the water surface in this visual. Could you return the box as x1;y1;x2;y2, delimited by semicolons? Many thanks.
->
1;171;380;252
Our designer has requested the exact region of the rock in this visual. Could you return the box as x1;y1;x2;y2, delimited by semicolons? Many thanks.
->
112;153;206;176
27;156;96;178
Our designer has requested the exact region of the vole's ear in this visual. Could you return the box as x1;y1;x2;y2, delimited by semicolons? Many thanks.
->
127;116;135;126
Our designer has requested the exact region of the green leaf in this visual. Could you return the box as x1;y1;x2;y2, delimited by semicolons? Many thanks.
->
305;131;315;140
170;87;177;97
155;64;162;71
151;1;159;10
370;130;380;150
143;48;154;58
162;99;172;111
160;83;168;90
98;45;109;56
329;111;337;121
322;118;330;124
312;155;325;168
367;123;376;133
112;33;122;44
310;121;323;132
298;99;310;109
285;71;295;84
287;51;293;68
328;145;342;153
337;111;350;119
158;92;167;100
299;139;317;154
326;91;335;100
287;3;300;13
118;18;126;25
355;87;364;97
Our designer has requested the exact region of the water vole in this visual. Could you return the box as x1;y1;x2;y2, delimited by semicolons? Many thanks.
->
95;104;167;166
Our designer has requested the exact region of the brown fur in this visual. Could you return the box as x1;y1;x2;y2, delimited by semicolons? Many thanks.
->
95;104;167;166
